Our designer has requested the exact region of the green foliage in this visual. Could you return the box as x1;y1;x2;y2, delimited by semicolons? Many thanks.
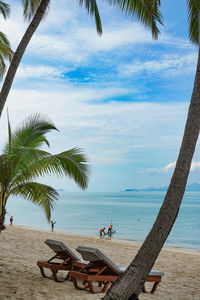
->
79;0;102;34
20;0;163;37
0;1;10;19
187;0;200;45
107;0;163;39
0;2;13;78
0;113;89;222
0;32;13;80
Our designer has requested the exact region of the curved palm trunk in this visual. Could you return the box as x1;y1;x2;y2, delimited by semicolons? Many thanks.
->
103;47;200;300
0;0;50;118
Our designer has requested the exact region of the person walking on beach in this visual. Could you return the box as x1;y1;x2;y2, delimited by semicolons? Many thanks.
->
108;224;113;237
51;220;56;232
99;227;106;237
9;216;13;226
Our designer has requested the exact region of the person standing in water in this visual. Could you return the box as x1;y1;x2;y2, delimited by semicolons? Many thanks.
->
51;220;56;232
99;227;106;237
108;224;113;237
9;216;13;226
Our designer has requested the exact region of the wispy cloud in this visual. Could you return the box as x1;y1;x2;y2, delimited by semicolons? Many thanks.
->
144;161;200;175
17;64;68;79
164;161;200;172
119;52;197;78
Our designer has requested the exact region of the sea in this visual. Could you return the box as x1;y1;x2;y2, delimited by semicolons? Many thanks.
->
5;191;200;251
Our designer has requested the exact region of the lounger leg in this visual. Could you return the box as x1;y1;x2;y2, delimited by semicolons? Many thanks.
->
65;272;70;281
101;281;111;293
142;282;159;294
88;281;95;294
71;277;89;291
142;284;147;293
150;282;159;294
39;266;47;278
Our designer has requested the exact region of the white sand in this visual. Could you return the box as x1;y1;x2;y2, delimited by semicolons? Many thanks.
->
0;225;200;300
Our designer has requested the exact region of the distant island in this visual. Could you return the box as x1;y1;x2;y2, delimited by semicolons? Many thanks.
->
124;183;200;192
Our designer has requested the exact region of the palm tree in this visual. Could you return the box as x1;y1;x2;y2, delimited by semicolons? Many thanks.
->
0;1;13;78
0;113;89;232
0;0;162;117
102;1;200;299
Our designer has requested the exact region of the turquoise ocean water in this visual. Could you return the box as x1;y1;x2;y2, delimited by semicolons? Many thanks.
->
5;191;200;251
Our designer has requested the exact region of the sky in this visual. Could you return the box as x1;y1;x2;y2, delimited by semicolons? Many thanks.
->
0;0;200;192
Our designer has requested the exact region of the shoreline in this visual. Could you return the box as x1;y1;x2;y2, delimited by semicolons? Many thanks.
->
11;223;200;255
1;225;200;299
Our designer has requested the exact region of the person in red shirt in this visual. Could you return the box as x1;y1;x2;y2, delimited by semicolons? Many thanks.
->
99;227;105;236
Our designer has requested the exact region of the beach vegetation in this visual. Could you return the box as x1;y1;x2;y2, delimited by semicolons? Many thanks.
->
0;113;89;232
0;1;13;78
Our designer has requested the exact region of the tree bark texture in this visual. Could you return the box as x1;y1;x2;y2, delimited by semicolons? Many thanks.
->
103;47;200;299
0;0;50;118
0;206;6;232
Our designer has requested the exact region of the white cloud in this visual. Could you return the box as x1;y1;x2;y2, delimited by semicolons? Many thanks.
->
190;162;200;171
0;0;195;67
16;64;67;79
164;161;200;172
120;52;197;77
164;161;176;171
145;160;200;175
0;86;189;167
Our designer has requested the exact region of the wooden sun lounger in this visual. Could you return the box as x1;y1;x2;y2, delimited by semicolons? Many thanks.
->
68;246;164;294
37;239;88;282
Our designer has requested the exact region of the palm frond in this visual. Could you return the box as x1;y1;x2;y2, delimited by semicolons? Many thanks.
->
187;0;200;45
107;0;163;39
0;31;13;79
8;148;51;186
9;146;89;191
4;113;58;153
0;32;13;60
78;0;102;34
0;1;10;19
10;182;58;221
13;148;89;190
22;0;49;21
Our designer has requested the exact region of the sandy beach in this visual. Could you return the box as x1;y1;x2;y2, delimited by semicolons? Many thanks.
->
0;226;200;300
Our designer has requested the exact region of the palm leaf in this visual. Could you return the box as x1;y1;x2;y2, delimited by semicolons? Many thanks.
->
0;31;13;79
10;182;58;221
107;0;163;39
22;0;40;20
0;1;10;19
187;0;200;45
79;0;102;34
12;148;89;190
4;113;58;153
22;0;50;21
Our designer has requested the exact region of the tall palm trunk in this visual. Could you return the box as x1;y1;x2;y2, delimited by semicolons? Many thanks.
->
103;47;200;300
0;206;6;232
0;0;50;118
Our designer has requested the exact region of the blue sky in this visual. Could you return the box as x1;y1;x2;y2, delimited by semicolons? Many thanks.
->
0;0;200;192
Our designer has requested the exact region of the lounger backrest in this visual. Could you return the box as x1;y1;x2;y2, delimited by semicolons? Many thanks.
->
149;270;164;277
76;246;122;274
45;239;80;261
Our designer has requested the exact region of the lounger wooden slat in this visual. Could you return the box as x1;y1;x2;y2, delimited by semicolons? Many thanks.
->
37;239;88;282
68;246;164;294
